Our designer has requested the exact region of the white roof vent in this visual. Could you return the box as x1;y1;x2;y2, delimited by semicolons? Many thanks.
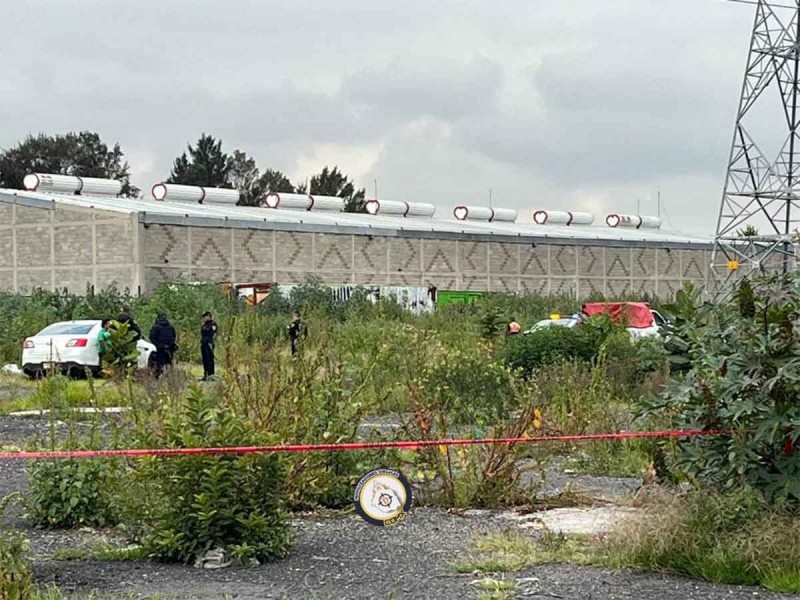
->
23;173;123;197
533;210;594;226
151;183;239;205
453;205;517;223
263;192;343;211
365;199;435;218
606;214;661;229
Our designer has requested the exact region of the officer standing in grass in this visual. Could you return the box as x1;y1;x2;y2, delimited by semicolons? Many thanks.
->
200;311;218;381
116;306;142;341
287;311;306;356
149;313;177;378
97;319;112;359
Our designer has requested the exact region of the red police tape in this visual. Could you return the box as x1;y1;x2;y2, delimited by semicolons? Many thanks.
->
0;429;732;461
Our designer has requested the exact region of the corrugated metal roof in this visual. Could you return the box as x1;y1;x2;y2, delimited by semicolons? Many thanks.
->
0;189;713;248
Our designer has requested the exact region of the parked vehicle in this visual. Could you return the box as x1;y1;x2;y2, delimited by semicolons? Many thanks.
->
523;303;669;340
21;320;156;379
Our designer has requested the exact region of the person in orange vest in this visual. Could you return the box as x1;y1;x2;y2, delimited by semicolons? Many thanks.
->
506;317;521;337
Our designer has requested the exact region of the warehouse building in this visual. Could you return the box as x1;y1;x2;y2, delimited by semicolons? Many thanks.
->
0;179;715;299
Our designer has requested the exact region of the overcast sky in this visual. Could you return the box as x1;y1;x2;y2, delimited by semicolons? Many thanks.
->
0;0;766;233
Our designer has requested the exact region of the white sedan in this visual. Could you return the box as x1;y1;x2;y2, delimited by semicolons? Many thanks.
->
22;320;156;379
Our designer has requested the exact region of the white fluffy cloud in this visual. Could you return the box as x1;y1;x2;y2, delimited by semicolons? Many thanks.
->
0;0;766;233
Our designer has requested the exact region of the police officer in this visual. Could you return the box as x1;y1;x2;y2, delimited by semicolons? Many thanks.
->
117;306;142;341
200;311;218;381
287;311;306;356
149;313;177;378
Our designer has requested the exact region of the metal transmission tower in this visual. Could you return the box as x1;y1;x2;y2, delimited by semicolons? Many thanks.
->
709;0;800;298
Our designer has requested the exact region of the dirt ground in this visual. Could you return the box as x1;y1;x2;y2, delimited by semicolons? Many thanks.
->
2;415;800;600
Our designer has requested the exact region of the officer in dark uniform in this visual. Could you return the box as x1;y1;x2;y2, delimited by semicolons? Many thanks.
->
200;311;218;381
149;313;177;378
117;306;142;341
287;312;306;356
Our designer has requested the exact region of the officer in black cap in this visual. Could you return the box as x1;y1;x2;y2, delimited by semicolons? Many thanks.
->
200;311;218;381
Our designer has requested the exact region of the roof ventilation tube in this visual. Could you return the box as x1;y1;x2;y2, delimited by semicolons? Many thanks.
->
151;183;239;205
23;173;123;197
263;191;344;211
453;205;517;222
533;210;594;225
605;214;661;229
365;199;435;218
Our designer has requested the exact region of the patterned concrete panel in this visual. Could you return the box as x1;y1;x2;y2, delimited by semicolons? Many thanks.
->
53;268;93;293
234;270;274;284
631;280;655;298
275;270;314;285
0;269;12;291
578;247;604;277
550;246;578;276
14;205;51;225
607;279;632;297
0;232;12;267
461;274;488;291
314;233;352;271
520;245;549;276
681;250;706;279
423;240;457;273
632;248;656;278
144;267;192;293
388;238;422;273
0;202;13;224
96;223;134;265
388;273;422;287
605;249;631;277
423;275;458;289
55;205;93;223
656;249;679;277
17;270;52;292
354;236;387;274
96;267;135;291
549;278;578;295
16;226;50;267
657;280;683;299
578;278;604;297
459;241;488;273
190;268;233;284
489;243;519;275
234;230;273;270
519;278;549;295
192;229;232;269
354;272;388;285
143;225;189;266
276;232;313;270
490;277;518;293
54;225;93;266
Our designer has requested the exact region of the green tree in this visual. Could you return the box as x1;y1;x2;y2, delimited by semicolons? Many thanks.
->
259;168;295;195
303;166;366;213
738;225;759;237
228;150;262;206
168;133;231;188
0;131;138;196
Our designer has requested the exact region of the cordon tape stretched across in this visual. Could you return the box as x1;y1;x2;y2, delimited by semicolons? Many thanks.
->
0;429;733;461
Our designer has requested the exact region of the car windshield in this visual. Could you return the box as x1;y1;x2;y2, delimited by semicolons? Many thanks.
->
37;323;96;336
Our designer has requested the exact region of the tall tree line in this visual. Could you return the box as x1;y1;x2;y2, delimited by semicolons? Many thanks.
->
0;131;368;212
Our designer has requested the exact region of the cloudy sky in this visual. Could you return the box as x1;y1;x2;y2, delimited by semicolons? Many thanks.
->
0;0;767;233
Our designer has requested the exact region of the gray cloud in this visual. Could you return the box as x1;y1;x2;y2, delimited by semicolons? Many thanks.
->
0;0;769;233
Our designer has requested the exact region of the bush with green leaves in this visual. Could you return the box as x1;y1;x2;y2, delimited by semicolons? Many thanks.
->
25;457;121;529
126;388;291;564
645;274;800;502
0;494;32;600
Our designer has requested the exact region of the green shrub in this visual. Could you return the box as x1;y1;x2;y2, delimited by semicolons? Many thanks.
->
25;457;121;529
0;494;32;600
601;486;800;592
644;273;800;503
503;326;596;376
126;388;291;564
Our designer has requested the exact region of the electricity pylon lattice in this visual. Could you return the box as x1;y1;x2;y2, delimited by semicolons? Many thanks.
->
709;0;800;298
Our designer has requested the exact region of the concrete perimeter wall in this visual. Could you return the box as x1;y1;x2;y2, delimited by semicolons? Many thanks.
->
0;199;139;293
142;223;711;299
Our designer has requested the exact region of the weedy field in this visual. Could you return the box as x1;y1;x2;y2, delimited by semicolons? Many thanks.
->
1;278;800;600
